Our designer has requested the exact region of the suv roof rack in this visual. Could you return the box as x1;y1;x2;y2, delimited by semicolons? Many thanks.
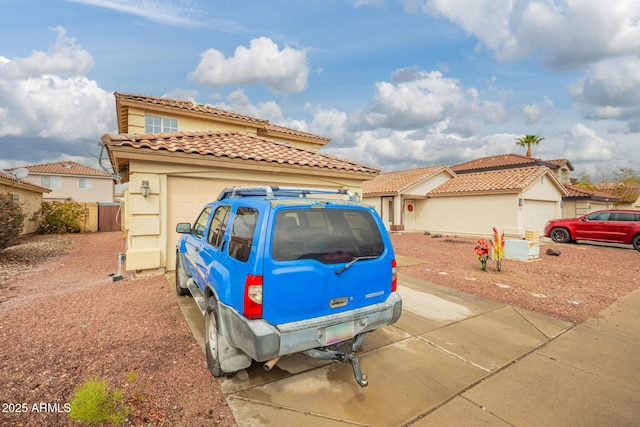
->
217;185;360;202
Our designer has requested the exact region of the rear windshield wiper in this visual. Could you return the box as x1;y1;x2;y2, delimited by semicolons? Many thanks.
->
335;256;378;275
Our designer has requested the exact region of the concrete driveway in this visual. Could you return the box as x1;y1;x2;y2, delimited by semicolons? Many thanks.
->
169;263;573;426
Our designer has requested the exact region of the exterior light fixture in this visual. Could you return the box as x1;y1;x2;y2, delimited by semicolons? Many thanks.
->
141;180;150;198
518;198;523;207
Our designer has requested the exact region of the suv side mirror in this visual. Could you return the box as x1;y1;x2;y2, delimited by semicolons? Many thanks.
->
176;223;192;234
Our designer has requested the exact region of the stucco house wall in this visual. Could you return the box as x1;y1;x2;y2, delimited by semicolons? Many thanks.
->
561;200;614;218
419;193;517;237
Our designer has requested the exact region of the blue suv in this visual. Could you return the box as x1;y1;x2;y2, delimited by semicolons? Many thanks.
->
175;186;402;387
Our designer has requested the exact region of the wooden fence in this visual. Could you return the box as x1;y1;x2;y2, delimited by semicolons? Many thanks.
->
77;202;122;232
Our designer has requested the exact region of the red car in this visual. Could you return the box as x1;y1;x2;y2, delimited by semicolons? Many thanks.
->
544;210;640;251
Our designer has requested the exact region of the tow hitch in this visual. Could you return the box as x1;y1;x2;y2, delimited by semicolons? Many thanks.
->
303;334;368;388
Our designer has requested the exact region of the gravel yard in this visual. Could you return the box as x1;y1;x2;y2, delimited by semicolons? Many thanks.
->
0;231;638;426
0;232;234;427
391;232;640;324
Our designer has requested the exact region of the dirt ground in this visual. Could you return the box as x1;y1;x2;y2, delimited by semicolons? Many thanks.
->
0;232;235;427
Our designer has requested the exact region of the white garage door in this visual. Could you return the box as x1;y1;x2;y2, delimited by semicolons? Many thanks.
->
166;177;228;271
523;200;556;234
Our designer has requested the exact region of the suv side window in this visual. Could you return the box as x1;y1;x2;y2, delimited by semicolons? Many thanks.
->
586;212;610;221
192;207;212;238
207;205;230;248
228;207;259;262
610;212;635;221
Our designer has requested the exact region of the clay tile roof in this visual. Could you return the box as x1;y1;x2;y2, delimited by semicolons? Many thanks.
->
262;123;330;143
8;161;111;177
362;165;451;195
595;182;640;203
546;158;574;170
429;166;560;195
451;153;562;173
0;171;50;192
115;92;268;125
102;130;379;175
563;184;619;201
0;171;18;182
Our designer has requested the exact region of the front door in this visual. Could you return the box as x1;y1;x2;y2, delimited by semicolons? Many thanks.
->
404;200;415;230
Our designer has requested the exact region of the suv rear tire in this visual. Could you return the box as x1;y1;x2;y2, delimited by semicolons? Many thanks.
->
550;228;571;243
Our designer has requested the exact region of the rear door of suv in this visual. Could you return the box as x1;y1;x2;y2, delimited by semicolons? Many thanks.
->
262;203;394;326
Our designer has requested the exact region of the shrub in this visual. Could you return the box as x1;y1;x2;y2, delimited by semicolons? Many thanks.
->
68;378;133;426
0;193;26;251
32;201;84;234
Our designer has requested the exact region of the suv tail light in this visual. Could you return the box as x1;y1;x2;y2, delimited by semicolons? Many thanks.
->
391;259;397;292
244;274;263;319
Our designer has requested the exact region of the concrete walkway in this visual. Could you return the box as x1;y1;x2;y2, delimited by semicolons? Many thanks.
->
171;269;640;426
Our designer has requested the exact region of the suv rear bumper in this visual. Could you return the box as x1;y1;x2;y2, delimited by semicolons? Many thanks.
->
217;292;402;362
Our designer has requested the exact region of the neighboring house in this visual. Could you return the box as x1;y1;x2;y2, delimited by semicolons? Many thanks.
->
426;166;568;237
451;153;574;185
363;154;571;237
0;171;51;235
362;165;455;231
10;161;114;203
102;93;379;275
595;182;640;210
561;184;619;218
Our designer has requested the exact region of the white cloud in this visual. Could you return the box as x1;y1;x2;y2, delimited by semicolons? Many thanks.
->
189;37;310;94
0;26;93;79
423;0;640;70
481;100;509;125
522;96;553;124
569;56;640;121
0;27;114;143
562;124;616;162
163;89;200;103
212;89;284;122
0;75;114;140
423;0;517;56
350;68;480;133
67;0;201;27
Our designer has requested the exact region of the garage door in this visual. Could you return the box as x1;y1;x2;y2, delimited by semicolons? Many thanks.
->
523;200;556;234
166;177;228;271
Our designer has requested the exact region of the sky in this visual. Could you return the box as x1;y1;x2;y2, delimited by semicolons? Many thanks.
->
0;0;639;181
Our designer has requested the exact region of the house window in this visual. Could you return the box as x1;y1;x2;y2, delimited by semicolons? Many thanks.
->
79;178;92;189
10;193;19;202
145;115;178;133
41;175;62;189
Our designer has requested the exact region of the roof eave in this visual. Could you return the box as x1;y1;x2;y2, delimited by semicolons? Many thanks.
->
103;144;378;183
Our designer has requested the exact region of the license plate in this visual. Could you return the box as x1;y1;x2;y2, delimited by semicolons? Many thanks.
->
325;322;353;345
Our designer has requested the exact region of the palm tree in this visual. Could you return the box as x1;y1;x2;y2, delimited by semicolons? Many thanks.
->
516;134;544;157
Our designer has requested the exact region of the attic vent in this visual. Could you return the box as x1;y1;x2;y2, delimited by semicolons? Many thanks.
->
65;163;72;169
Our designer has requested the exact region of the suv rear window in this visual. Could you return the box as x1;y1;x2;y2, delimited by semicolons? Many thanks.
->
272;208;384;264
